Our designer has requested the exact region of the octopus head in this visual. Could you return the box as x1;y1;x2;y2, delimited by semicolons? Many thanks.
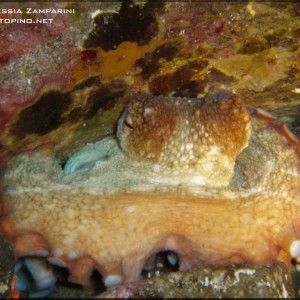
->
117;92;251;186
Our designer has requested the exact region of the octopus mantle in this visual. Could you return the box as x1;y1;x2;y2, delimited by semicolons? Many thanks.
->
1;93;300;289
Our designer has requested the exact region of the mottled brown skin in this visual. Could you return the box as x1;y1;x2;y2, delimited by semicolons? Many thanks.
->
0;92;300;289
118;93;251;187
120;93;250;162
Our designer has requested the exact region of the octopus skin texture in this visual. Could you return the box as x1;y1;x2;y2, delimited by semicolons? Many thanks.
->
1;92;300;290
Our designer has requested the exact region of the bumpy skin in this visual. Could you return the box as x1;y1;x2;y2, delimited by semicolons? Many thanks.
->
1;92;300;289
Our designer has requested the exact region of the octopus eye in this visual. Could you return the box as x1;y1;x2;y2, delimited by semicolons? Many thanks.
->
118;108;134;135
124;113;133;130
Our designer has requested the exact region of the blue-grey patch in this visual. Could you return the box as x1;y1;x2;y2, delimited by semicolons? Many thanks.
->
118;107;128;132
15;260;56;298
63;136;120;175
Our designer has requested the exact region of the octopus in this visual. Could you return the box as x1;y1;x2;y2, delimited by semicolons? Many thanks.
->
1;92;300;291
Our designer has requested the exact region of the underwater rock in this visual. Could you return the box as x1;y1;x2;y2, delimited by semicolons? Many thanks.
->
99;264;295;298
2;1;300;155
84;1;163;50
0;234;15;298
1;1;300;298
